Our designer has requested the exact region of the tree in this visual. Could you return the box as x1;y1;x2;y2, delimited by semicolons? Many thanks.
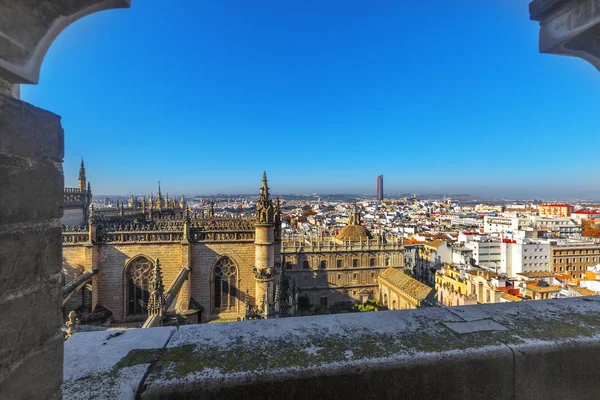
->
353;299;385;312
583;220;600;238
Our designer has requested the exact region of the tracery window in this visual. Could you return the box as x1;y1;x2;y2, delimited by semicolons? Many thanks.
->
126;257;153;316
213;257;238;311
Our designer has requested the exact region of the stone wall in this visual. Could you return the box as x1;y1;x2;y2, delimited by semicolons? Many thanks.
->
0;95;64;400
94;243;187;320
190;241;256;321
62;240;258;322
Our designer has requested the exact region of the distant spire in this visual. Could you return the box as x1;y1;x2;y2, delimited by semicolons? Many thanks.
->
157;181;162;198
78;158;86;190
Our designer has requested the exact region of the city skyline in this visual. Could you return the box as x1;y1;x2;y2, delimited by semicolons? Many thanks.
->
23;1;600;198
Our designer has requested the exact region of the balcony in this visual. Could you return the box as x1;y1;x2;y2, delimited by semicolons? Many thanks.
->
64;297;600;399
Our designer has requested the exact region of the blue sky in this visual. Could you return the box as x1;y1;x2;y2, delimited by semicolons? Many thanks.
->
22;0;600;199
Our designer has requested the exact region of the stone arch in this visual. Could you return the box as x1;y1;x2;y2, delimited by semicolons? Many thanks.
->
0;1;131;85
211;256;239;313
124;255;154;316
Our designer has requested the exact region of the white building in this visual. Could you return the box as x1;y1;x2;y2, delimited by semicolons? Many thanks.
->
501;239;551;277
464;236;503;271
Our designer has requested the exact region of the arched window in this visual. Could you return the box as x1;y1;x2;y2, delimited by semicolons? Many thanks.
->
126;257;153;316
213;257;237;311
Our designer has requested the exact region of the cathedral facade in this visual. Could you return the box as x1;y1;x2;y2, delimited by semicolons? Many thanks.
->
62;170;405;325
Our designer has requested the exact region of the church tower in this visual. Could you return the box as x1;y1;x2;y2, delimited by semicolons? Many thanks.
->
78;159;86;191
254;172;278;317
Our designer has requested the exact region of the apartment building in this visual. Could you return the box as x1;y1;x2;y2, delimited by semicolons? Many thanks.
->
550;241;600;279
539;203;574;217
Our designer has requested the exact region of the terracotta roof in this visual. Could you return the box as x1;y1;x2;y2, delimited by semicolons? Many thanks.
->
525;284;561;293
404;239;426;245
501;292;523;302
379;268;433;301
516;271;555;278
424;239;446;249
570;286;597;297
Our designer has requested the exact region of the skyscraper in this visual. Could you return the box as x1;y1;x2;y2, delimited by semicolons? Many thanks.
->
376;175;384;201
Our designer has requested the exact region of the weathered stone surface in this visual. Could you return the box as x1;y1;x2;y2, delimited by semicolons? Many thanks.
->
0;96;64;161
514;338;600;400
0;95;66;400
0;157;63;223
62;328;176;400
62;297;600;399
0;224;62;295
530;0;600;71
0;77;12;95
0;335;63;400
0;284;62;372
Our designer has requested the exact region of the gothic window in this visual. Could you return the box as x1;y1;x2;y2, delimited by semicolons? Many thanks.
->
126;257;153;316
213;257;238;311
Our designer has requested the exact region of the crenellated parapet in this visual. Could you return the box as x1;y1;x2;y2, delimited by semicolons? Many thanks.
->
62;210;257;244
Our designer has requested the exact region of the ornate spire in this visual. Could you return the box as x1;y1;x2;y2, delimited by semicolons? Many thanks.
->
78;158;86;190
256;172;274;224
148;259;165;318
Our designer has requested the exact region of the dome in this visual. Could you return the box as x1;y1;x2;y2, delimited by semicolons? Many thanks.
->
336;224;373;242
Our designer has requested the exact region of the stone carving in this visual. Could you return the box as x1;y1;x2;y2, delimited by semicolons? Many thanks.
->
147;259;165;318
64;311;80;340
253;266;274;281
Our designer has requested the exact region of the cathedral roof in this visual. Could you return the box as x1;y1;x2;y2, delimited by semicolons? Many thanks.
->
335;207;373;242
379;268;433;301
336;224;373;242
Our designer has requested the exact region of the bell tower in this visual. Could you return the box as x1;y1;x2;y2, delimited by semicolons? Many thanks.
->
253;172;278;317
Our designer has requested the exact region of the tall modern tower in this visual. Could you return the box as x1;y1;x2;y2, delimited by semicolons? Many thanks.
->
376;175;384;201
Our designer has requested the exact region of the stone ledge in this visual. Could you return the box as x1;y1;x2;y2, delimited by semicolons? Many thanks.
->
63;297;600;400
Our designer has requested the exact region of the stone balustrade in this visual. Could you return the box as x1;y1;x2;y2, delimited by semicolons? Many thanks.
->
63;297;600;399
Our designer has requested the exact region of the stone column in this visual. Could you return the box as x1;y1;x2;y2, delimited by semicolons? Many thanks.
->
0;2;130;398
254;223;275;314
0;94;65;399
